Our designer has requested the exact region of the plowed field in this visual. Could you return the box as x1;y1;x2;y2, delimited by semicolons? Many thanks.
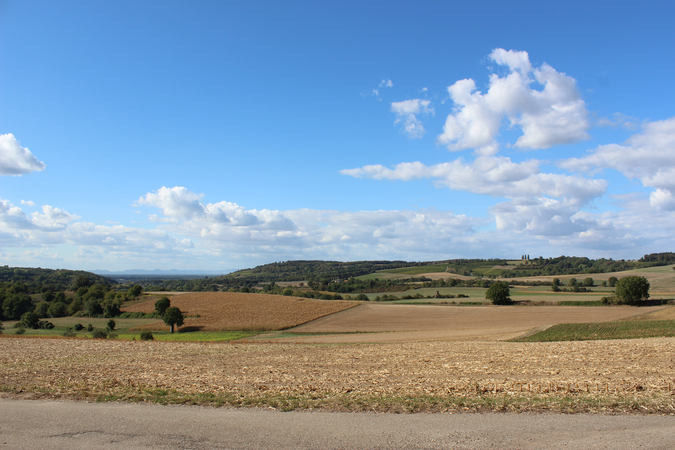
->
278;303;668;343
122;292;358;331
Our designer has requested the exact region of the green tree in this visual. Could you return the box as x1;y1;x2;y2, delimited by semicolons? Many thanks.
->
106;319;116;331
551;278;561;292
85;299;103;317
615;276;650;305
20;311;39;329
2;293;33;320
48;301;68;318
583;277;594;287
163;307;184;333
72;274;91;290
608;276;618;287
154;297;171;316
568;278;578;287
128;284;143;299
485;281;511;305
34;302;50;318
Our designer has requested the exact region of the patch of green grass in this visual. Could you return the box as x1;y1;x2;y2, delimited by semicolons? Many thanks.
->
366;287;487;301
512;319;675;342
380;264;450;275
116;331;260;342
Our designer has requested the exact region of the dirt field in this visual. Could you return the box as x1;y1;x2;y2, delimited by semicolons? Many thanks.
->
2;337;674;412
276;303;670;343
122;292;358;331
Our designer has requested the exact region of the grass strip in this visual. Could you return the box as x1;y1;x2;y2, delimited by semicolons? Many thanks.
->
512;319;675;342
3;384;674;414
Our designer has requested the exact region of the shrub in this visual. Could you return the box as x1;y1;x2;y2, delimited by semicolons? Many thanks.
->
44;321;54;329
355;293;369;301
139;331;154;341
106;319;116;332
86;323;94;332
91;329;108;339
62;328;76;337
283;289;293;296
15;327;25;335
20;311;40;329
74;323;84;331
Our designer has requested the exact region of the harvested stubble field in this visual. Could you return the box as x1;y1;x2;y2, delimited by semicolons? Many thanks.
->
1;337;675;413
122;292;359;331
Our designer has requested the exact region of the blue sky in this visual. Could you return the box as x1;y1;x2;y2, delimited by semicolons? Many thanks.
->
1;0;675;271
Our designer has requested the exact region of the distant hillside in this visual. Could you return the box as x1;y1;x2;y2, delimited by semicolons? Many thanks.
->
106;254;672;292
0;266;115;291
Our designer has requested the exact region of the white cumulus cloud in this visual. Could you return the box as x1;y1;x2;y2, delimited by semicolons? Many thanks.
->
0;134;46;175
438;48;589;153
341;156;606;205
560;117;675;210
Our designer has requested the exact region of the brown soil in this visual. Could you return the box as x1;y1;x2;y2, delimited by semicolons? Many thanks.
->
122;292;359;331
278;303;669;343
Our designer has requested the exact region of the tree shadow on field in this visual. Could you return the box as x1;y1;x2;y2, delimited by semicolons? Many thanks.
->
178;326;204;333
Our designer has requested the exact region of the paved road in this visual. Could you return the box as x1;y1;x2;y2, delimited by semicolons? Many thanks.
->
1;398;674;449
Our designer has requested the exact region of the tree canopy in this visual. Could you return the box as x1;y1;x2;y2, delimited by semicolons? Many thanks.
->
163;307;184;333
615;276;650;305
485;281;511;305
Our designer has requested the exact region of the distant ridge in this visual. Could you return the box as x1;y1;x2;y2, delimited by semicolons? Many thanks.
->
92;269;235;276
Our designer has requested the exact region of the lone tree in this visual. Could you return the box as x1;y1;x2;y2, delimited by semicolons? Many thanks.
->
485;281;511;305
163;307;184;333
551;278;561;292
615;276;650;305
154;297;171;316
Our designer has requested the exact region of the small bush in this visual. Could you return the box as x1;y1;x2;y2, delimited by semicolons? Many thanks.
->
15;327;26;335
44;321;55;329
91;329;108;339
62;328;76;337
74;323;84;331
139;331;154;341
106;319;116;332
87;324;94;331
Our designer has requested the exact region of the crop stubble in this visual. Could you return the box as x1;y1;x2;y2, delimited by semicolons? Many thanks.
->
2;337;674;412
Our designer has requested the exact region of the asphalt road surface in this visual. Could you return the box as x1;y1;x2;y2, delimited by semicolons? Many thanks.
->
1;398;674;449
